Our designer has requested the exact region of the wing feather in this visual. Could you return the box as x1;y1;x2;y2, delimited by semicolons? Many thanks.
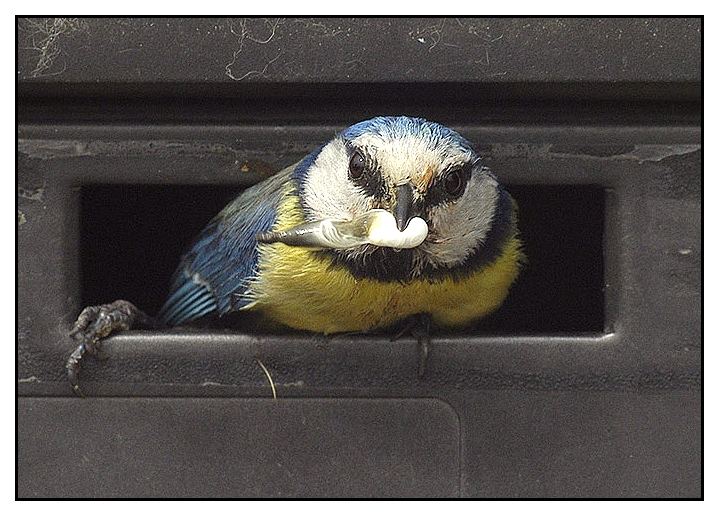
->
158;166;294;326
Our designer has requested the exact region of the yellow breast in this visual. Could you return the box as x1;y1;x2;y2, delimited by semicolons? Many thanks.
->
248;188;522;334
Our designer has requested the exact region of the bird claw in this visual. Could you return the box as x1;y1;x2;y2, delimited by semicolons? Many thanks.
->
392;314;433;378
65;300;152;396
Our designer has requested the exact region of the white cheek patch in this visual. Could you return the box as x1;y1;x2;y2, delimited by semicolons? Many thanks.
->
301;138;371;221
257;209;428;250
420;173;500;268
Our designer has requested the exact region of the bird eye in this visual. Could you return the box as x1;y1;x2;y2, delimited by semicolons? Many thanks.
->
349;151;366;180
443;168;466;197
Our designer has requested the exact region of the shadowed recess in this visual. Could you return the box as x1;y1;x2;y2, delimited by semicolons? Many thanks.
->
80;184;605;334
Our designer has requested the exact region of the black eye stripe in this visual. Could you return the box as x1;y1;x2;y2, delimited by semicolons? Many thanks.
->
346;147;387;197
424;163;472;207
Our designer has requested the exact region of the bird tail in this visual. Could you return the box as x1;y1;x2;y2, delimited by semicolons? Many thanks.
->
158;273;217;326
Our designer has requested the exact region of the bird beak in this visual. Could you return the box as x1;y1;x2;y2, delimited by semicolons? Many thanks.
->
393;183;415;232
257;209;428;250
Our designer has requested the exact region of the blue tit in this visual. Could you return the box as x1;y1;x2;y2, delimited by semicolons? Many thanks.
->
158;116;523;334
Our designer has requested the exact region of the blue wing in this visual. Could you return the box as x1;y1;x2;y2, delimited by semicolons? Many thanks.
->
158;166;293;326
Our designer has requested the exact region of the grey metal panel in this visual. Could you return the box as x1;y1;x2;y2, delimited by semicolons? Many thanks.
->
18;398;460;498
17;18;700;84
457;391;701;498
16;17;702;498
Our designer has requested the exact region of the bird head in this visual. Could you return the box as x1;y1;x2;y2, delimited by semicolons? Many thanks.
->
270;116;510;281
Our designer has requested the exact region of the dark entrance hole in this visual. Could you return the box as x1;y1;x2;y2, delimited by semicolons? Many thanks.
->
80;184;605;334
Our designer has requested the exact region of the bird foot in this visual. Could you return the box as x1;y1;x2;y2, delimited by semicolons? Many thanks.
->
392;313;432;378
66;300;156;396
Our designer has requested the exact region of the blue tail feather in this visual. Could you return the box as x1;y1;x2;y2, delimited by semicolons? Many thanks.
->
159;273;216;326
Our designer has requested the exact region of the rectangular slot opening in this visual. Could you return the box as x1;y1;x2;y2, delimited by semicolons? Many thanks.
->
80;184;605;335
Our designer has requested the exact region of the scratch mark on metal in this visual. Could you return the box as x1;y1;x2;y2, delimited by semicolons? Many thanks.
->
18;139;94;159
410;18;503;72
225;18;284;81
227;50;282;82
620;144;701;163
200;380;237;387
495;143;700;163
17;139;248;160
414;19;446;51
280;380;305;388
18;183;46;202
293;19;346;38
